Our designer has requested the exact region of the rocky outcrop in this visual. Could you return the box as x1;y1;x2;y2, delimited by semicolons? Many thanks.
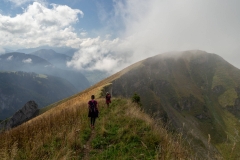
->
0;101;39;130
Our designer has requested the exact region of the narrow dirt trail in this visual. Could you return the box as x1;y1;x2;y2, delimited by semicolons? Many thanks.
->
83;129;96;160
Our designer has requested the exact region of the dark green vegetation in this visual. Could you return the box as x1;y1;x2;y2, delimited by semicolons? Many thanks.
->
132;93;141;105
0;71;77;119
106;50;240;159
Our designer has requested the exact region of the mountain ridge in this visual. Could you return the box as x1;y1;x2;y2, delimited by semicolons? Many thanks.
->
103;50;240;158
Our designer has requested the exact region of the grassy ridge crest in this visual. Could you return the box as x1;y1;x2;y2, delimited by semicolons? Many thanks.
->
0;84;193;159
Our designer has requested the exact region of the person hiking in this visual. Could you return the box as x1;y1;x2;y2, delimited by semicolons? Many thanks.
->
88;95;98;129
106;92;111;107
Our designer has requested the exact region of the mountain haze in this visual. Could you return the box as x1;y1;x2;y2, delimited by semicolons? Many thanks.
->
0;52;51;70
30;49;72;70
0;52;90;91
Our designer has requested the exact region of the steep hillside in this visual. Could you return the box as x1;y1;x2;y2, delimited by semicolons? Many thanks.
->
0;71;77;119
104;50;240;158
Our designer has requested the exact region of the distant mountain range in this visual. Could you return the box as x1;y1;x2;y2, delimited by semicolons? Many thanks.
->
0;71;77;119
30;49;72;70
15;46;77;56
0;52;90;91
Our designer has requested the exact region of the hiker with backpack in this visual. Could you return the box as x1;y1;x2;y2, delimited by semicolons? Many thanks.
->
106;92;111;107
88;95;98;129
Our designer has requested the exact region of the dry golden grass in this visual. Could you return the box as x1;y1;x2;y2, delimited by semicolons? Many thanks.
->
0;79;108;159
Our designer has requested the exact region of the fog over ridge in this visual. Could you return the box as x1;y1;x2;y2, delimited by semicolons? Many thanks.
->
67;0;240;73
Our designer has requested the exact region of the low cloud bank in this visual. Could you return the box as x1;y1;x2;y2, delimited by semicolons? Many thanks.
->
67;37;132;73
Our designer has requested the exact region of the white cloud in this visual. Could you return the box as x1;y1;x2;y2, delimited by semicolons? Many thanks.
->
22;58;32;63
107;0;240;69
0;2;83;48
67;37;126;73
7;55;13;61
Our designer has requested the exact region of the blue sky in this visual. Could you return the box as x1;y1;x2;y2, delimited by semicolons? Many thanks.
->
0;0;115;37
0;0;240;73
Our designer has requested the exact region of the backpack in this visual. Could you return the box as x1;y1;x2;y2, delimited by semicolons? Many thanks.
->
89;100;97;113
106;94;111;101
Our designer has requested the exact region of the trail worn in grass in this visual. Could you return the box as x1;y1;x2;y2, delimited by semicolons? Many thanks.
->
83;129;96;160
